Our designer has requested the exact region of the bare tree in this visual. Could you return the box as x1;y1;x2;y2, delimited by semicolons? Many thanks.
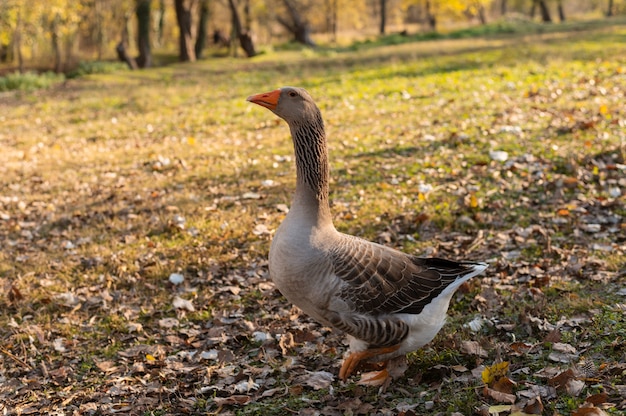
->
531;0;552;23
379;0;387;35
606;0;614;17
276;0;316;47
14;8;24;73
557;0;565;21
195;0;211;59
425;0;436;31
175;0;196;62
228;0;257;57
324;0;338;42
50;14;63;73
136;0;152;67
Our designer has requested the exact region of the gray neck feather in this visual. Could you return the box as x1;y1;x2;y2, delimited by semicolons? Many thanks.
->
289;110;329;201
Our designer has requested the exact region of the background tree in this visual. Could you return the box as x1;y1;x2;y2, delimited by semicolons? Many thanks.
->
195;0;211;58
228;0;257;57
276;0;316;46
135;0;152;67
2;0;626;75
557;0;566;21
175;0;196;62
531;0;552;22
379;0;387;34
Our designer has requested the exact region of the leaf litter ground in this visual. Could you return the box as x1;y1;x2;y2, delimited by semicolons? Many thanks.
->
1;23;625;415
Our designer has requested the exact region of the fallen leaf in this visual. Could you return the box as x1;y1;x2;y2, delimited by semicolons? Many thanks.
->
572;402;608;416
510;342;533;354
523;396;544;414
482;362;510;385
493;376;516;394
488;405;512;415
461;340;488;358
298;371;334;390
585;392;609;405
278;332;295;355
53;337;67;353
483;386;516;404
213;395;251;407
548;368;576;390
172;296;195;311
565;378;586;396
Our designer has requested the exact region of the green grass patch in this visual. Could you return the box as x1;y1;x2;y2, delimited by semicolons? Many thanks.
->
0;70;65;91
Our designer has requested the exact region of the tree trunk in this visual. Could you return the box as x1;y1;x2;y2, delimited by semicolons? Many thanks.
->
332;0;337;42
51;14;63;73
607;0;614;16
157;0;165;46
94;0;105;60
195;0;210;59
534;0;552;23
425;0;436;31
228;0;257;57
116;42;139;69
557;0;565;22
500;0;507;16
379;0;386;35
175;0;196;62
14;8;24;72
136;0;152;68
477;3;487;24
277;0;316;47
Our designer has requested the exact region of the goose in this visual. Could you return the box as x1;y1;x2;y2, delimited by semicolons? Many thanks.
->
247;87;487;384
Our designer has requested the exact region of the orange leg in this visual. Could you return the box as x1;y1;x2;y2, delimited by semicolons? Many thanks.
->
339;345;401;381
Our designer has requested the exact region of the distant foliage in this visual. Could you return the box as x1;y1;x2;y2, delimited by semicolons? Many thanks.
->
0;71;65;92
66;61;129;79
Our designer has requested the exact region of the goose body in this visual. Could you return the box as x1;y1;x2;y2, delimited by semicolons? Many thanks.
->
247;87;487;382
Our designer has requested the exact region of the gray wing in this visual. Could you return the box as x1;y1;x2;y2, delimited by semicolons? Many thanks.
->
330;235;483;316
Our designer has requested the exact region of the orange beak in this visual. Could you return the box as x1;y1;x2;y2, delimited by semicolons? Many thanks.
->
246;89;281;110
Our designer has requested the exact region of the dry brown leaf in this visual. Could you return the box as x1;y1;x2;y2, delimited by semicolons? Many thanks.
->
510;342;533;354
279;332;295;355
483;386;516;404
213;395;251;407
461;340;488;358
548;368;576;390
572;402;608;416
493;376;517;394
543;328;562;343
585;392;609;405
299;371;334;390
523;396;544;414
565;378;586;396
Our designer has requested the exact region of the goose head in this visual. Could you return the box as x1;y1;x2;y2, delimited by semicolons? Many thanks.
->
247;86;321;126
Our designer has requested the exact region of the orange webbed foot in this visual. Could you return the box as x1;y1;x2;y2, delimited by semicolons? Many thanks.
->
339;345;401;381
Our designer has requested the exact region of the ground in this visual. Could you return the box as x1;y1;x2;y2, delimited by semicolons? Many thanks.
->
0;20;625;416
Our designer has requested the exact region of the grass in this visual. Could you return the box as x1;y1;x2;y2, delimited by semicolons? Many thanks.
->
0;18;625;416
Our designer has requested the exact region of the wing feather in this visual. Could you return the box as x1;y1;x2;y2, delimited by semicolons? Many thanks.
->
330;234;484;315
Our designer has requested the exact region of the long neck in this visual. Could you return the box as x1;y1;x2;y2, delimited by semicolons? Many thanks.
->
288;110;332;221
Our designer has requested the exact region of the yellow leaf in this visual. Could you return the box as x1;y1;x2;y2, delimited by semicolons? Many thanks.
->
418;192;426;202
482;361;509;385
599;104;608;115
187;136;196;145
469;194;479;208
146;354;156;361
488;405;512;415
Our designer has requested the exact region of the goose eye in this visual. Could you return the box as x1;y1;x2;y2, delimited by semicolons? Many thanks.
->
288;91;297;97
